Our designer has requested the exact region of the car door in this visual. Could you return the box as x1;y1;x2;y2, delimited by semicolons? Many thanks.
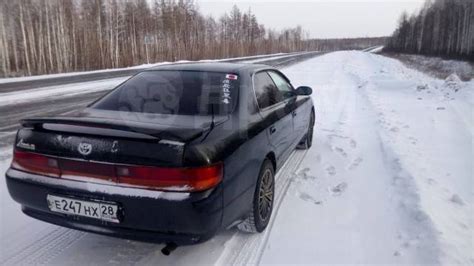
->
267;70;306;147
253;71;294;166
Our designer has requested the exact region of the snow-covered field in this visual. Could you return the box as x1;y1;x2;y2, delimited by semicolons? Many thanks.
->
0;51;472;265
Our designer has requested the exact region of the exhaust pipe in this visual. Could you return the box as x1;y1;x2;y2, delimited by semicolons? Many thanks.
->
161;242;178;256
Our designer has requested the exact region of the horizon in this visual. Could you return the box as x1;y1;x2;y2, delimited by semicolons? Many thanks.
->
197;0;425;39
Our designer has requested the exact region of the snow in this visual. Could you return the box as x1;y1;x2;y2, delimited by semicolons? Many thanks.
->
0;77;128;106
392;53;473;81
0;64;165;84
238;51;314;64
260;51;473;265
369;45;384;53
0;51;472;265
364;45;384;53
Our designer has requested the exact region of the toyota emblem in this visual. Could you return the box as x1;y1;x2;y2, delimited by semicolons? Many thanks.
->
78;142;92;156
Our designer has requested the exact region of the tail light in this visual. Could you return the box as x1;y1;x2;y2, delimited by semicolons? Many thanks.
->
11;149;223;192
60;159;116;183
116;163;223;192
12;150;60;178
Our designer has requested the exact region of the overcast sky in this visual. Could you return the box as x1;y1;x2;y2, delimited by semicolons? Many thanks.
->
196;0;425;38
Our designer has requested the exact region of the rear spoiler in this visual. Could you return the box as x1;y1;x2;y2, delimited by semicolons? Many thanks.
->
21;117;206;142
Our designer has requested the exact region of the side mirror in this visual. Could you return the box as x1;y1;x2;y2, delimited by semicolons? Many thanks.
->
295;86;313;96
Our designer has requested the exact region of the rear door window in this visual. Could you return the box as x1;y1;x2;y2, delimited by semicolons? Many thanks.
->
253;72;282;109
92;71;239;115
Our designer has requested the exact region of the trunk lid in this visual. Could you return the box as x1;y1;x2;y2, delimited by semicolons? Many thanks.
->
16;109;226;167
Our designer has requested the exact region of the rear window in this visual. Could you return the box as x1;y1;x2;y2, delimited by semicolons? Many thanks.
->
92;71;239;115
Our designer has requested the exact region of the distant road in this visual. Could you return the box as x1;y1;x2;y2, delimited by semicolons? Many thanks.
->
0;51;324;148
0;52;318;93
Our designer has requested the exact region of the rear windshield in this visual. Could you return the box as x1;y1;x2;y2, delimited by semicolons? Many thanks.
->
92;71;239;115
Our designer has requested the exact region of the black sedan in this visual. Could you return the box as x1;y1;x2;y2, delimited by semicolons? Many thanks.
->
6;62;314;249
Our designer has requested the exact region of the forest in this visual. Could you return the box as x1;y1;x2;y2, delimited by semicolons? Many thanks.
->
2;0;466;78
385;0;473;60
0;0;308;77
307;37;387;52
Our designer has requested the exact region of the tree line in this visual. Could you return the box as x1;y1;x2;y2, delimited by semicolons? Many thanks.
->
0;0;307;78
385;0;473;60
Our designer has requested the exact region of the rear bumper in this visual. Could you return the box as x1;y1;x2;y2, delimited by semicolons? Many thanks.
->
6;168;223;245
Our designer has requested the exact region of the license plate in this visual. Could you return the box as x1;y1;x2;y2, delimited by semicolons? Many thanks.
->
47;195;119;223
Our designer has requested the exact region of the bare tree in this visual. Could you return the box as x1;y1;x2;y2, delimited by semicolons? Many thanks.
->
0;0;311;78
385;0;473;61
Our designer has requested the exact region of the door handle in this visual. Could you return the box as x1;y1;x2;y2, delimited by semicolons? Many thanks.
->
269;126;276;134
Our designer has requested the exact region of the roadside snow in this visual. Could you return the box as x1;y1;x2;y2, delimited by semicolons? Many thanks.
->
364;45;384;53
0;64;166;84
0;77;128;106
238;51;313;64
0;51;472;265
260;51;473;265
389;53;473;81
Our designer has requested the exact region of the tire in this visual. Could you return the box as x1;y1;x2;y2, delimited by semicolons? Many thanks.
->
237;159;275;233
297;111;315;150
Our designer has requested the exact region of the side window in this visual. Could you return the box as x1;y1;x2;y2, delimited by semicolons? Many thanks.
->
268;71;294;99
253;72;283;109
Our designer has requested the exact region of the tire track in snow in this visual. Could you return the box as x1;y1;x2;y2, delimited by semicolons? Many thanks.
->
354;77;442;263
1;227;86;266
217;149;308;265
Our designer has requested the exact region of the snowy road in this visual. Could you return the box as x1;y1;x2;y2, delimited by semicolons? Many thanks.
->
0;52;321;149
0;51;472;265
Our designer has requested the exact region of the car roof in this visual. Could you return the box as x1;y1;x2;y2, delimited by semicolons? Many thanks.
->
145;62;273;74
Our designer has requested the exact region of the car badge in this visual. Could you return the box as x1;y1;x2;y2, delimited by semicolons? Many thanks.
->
78;142;93;156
